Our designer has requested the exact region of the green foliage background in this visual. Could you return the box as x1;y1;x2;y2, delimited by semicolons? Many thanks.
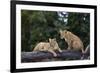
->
21;10;90;52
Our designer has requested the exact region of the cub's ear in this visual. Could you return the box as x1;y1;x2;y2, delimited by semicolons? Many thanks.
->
64;30;67;33
49;38;51;42
54;38;56;41
67;31;71;35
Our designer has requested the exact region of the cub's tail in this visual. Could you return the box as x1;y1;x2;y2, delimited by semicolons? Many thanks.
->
84;44;90;54
82;44;90;54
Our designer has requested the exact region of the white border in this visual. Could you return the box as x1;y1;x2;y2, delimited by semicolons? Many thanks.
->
16;4;95;69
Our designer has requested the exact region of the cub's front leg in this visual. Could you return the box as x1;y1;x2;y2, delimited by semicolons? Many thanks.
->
58;48;62;52
48;49;57;57
66;39;71;50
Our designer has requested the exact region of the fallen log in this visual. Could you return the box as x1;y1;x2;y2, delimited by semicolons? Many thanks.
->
21;49;90;62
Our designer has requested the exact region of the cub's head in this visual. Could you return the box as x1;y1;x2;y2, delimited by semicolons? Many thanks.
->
49;38;57;45
49;38;58;50
59;29;71;39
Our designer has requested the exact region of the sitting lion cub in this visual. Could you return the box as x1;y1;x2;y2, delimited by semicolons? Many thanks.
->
33;38;62;57
59;29;85;53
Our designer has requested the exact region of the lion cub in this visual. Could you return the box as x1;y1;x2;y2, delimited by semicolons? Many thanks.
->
59;29;85;53
33;38;62;57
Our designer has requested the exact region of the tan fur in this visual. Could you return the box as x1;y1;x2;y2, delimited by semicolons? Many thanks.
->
59;29;84;53
33;38;62;57
49;38;62;52
33;42;51;51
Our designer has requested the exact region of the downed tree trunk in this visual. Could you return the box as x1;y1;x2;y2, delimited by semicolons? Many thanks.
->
21;49;90;62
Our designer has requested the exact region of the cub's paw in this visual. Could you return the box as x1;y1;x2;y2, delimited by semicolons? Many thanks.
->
53;53;57;57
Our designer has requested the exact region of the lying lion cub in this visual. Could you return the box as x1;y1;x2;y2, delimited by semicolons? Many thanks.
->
33;38;62;57
59;29;85;53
